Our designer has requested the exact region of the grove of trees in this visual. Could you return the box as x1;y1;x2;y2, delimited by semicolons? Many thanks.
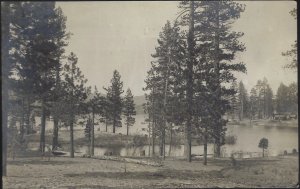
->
1;2;136;175
144;1;247;163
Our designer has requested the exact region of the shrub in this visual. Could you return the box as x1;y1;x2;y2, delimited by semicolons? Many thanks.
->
230;154;237;166
130;135;148;147
225;135;237;145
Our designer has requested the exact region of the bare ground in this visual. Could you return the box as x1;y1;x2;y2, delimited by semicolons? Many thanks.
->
3;155;299;188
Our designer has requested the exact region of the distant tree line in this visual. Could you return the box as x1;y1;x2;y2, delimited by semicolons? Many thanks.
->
229;78;297;121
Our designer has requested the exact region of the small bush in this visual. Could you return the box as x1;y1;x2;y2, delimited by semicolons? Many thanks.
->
230;154;237;166
129;135;148;148
104;148;120;156
152;155;162;165
225;135;237;145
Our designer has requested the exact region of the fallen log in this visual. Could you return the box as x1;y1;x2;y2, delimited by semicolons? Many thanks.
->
52;150;67;156
85;155;163;167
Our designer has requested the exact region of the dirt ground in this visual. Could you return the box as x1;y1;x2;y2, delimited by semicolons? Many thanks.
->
3;155;299;188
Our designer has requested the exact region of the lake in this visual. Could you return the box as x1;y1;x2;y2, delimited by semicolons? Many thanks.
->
72;124;298;158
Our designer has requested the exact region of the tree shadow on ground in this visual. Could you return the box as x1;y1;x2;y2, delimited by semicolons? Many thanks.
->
61;186;116;189
7;159;78;166
64;169;223;180
207;157;281;167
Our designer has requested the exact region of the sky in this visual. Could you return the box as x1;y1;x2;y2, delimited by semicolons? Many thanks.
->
57;1;297;96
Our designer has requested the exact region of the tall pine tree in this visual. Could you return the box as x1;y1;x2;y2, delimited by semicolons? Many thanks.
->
62;52;89;157
104;70;124;133
123;88;136;136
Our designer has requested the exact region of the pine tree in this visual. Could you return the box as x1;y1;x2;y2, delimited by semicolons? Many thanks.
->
84;118;92;155
63;52;89;158
249;88;258;121
104;70;124;133
144;20;186;158
255;80;264;119
276;83;289;113
177;1;246;159
255;78;273;118
2;3;32;172
86;86;105;155
265;85;274;118
229;81;239;121
237;81;249;120
123;89;136;136
258;138;268;157
194;1;246;157
21;3;60;153
4;2;71;153
2;7;9;170
282;8;297;71
286;82;298;113
143;83;160;156
50;6;70;150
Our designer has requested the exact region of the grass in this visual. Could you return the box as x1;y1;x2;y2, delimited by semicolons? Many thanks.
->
220;156;299;187
4;155;298;188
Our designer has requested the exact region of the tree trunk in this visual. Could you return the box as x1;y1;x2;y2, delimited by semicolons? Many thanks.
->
25;97;31;134
52;57;60;150
203;126;208;165
52;117;59;149
91;111;95;156
151;87;156;157
40;99;46;153
88;138;91;156
70;114;74;158
148;122;151;157
185;0;195;162
204;138;208;165
2;2;12;175
163;127;166;159
168;128;172;156
159;130;163;157
152;121;155;156
241;99;244;121
126;121;129;136
105;116;108;132
20;97;25;142
113;118;116;133
215;137;221;158
2;80;8;176
262;148;264;158
213;1;222;158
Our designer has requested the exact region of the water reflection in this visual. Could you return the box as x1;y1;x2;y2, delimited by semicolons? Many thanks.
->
73;124;298;158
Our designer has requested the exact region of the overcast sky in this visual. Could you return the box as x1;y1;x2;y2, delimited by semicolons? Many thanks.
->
57;1;297;96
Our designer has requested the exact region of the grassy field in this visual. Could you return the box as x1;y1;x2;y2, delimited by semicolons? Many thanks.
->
3;153;298;188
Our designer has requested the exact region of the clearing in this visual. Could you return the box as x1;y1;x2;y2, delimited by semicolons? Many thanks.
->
3;154;298;188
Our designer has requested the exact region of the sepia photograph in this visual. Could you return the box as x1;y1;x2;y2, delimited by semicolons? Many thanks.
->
1;1;298;188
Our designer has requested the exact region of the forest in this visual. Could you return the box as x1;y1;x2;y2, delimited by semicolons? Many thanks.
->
1;2;298;188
